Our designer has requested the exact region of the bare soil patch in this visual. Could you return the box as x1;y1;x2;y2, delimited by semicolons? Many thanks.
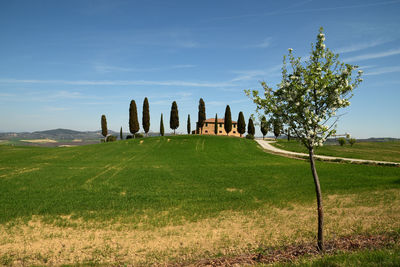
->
21;139;57;143
188;234;399;266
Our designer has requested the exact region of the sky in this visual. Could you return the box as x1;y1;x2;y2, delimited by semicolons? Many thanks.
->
0;0;399;138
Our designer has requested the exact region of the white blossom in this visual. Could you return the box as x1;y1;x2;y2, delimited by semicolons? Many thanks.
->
358;70;363;74
288;48;293;52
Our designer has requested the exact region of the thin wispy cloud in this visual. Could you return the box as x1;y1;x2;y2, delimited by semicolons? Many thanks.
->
204;0;399;22
365;66;400;76
283;0;400;15
335;39;392;54
94;63;196;73
204;0;313;22
0;78;233;88
250;37;272;48
343;48;400;62
230;70;267;82
44;106;70;112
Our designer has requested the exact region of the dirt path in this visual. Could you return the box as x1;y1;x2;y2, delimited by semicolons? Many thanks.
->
255;139;400;166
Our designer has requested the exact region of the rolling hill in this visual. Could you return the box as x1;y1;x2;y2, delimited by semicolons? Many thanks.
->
0;135;399;265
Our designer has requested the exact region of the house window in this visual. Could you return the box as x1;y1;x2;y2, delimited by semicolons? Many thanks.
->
233;124;236;128
205;130;208;133
219;131;222;133
233;131;236;133
205;123;208;127
219;123;222;127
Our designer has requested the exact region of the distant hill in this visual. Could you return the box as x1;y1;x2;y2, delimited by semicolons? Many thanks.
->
0;129;104;140
34;128;83;135
0;128;163;141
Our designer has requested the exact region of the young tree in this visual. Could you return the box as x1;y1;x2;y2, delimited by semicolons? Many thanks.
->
285;126;294;141
272;117;282;140
224;105;232;135
248;118;255;136
187;114;191;134
129;100;140;138
142;97;150;137
348;138;356;147
237;112;246;137
101;114;108;139
120;126;123;140
160;113;164;136
170;101;179;134
338;137;346;146
260;116;269;140
214;113;218;135
245;27;363;251
198;98;206;134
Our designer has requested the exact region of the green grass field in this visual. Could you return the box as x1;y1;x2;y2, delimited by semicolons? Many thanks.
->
0;135;399;265
271;139;400;162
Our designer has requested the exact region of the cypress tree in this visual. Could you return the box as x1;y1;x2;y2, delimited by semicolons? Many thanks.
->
237;112;246;137
260;116;269;140
272;117;282;140
224;105;232;135
248;118;255;136
187;114;191;134
214;113;218;135
198;98;206;134
170;101;179;134
120;126;123;140
129;100;139;138
101;114;108;138
142;97;150;136
160;113;164;136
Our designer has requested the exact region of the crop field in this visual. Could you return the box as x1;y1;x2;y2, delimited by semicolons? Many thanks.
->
271;139;400;163
0;135;399;265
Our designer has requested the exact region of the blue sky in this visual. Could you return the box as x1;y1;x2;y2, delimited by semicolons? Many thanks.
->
0;0;399;138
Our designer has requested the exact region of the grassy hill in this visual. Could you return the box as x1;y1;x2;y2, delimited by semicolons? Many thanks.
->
0;135;399;265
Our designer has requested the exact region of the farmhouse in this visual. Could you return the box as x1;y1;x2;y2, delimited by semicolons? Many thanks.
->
198;118;241;137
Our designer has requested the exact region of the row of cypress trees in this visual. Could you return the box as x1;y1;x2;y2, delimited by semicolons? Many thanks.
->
101;97;274;138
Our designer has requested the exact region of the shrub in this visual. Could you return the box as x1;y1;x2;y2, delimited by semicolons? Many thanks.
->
245;134;254;139
134;133;144;138
126;134;143;139
338;137;346;146
106;135;117;142
348;138;356;146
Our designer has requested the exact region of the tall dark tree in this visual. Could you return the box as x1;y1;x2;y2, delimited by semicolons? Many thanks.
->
160;114;164;136
224;105;232;135
237;112;246;137
142;97;150;136
187;114;191;134
170;101;179;134
260;116;269;140
272;117;282;140
198;98;206;134
101;114;108;138
248;118;255;136
214;113;218;135
120;126;123;140
129;100;139;138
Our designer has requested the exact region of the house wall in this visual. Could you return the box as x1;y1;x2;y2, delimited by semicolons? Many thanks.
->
201;122;241;137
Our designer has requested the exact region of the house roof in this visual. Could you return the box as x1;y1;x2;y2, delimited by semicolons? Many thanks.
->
204;118;237;124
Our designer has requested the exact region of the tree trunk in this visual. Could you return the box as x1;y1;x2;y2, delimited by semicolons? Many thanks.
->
174;129;176;135
308;148;324;251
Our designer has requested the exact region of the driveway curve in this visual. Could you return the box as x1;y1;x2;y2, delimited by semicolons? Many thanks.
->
255;139;400;167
